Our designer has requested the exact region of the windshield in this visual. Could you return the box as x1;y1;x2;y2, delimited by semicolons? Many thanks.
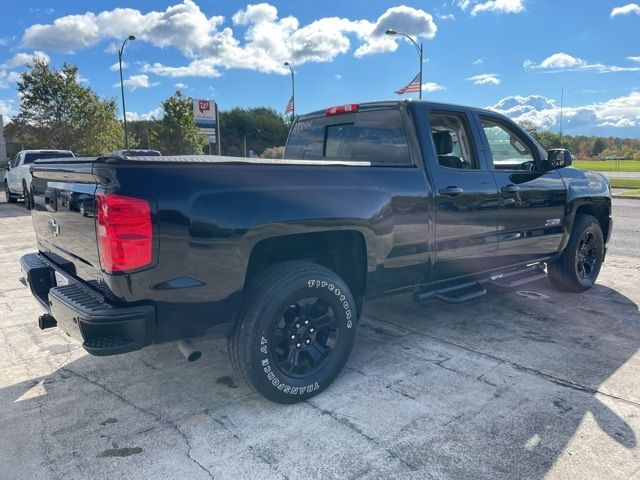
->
24;152;74;164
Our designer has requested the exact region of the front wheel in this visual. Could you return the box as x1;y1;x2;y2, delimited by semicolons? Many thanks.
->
22;183;32;210
5;182;17;203
229;261;357;403
547;214;604;292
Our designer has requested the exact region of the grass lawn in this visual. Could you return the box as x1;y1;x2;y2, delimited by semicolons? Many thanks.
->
609;179;640;189
572;160;640;172
620;189;640;197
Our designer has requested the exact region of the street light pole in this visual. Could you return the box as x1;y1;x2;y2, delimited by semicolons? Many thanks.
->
283;61;295;118
118;35;136;149
385;29;423;99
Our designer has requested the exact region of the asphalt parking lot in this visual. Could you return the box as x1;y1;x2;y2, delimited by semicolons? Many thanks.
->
1;197;639;480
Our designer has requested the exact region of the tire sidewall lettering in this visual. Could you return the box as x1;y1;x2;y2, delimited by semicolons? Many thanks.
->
306;279;353;328
259;335;321;396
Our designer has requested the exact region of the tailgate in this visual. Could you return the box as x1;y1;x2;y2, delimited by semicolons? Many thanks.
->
30;158;102;283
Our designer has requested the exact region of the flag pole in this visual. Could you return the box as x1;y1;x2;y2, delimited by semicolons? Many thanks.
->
419;42;423;100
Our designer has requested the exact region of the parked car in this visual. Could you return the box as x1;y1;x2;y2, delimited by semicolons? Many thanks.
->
105;149;161;157
20;100;611;403
4;150;74;208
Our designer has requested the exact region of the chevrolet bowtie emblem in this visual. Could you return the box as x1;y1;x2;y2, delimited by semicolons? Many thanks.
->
48;218;60;236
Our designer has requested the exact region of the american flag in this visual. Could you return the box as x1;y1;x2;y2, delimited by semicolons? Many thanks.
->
395;73;421;95
284;96;294;114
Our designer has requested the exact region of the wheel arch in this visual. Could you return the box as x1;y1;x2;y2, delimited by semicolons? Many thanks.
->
559;197;611;254
244;230;368;303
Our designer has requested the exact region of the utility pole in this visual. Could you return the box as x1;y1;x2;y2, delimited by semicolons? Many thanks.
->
118;35;136;149
385;29;423;99
559;87;564;144
283;62;295;117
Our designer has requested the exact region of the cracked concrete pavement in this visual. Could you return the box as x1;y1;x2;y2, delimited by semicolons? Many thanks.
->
1;198;639;479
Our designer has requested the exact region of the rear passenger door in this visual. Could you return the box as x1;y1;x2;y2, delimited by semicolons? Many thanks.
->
285;106;432;292
475;114;566;265
421;106;500;280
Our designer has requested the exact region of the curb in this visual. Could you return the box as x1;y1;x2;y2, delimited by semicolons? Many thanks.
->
612;194;640;200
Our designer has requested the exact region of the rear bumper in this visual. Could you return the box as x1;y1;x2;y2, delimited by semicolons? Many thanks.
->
20;253;155;356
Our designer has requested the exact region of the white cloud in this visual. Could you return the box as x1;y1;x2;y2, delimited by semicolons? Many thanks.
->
459;0;525;16
467;73;500;85
539;52;585;69
0;98;16;118
21;2;438;76
490;91;640;133
2;51;50;68
124;107;162;121
628;56;640;63
597;117;636;128
439;14;456;20
472;57;485;65
175;82;187;89
116;74;157;91
142;59;220;78
422;82;445;92
611;3;640;17
109;61;127;72
334;74;342;80
524;52;640;73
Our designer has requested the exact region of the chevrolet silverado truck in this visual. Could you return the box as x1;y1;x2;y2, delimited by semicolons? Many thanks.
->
20;100;612;403
5;149;75;208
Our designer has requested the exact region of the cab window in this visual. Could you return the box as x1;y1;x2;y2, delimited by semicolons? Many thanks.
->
480;117;537;171
428;112;478;170
285;109;412;165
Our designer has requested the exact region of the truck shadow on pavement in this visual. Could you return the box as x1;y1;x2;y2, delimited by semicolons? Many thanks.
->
2;280;639;479
0;199;31;217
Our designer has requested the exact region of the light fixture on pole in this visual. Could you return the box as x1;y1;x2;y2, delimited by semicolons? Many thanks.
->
118;35;136;149
283;61;295;118
385;29;423;99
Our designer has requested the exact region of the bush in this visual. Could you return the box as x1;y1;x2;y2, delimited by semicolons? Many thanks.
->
260;146;285;159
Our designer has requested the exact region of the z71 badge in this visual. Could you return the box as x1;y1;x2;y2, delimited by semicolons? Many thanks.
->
545;218;561;227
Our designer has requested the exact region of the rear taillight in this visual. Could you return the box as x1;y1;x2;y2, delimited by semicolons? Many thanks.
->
325;104;359;116
96;193;153;274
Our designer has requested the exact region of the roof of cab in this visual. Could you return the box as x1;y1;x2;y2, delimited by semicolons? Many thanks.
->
295;99;502;121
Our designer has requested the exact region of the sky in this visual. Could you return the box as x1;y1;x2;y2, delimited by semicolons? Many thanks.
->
1;0;639;136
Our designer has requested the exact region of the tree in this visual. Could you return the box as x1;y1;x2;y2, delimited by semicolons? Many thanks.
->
516;119;539;137
150;91;207;155
220;107;289;157
591;137;607;157
5;60;123;155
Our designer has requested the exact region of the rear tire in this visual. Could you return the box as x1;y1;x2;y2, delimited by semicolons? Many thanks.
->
547;214;604;292
229;261;357;403
5;182;17;203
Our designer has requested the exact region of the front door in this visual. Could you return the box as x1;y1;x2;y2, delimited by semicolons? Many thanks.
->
422;107;499;280
475;114;567;266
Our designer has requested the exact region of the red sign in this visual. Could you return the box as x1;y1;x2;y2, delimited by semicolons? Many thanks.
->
198;100;211;114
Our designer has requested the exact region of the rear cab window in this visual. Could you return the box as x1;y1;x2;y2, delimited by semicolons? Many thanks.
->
427;111;479;170
285;108;412;166
24;152;74;164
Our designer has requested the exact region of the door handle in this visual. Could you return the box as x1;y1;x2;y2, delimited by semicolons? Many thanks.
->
439;186;464;196
500;184;520;194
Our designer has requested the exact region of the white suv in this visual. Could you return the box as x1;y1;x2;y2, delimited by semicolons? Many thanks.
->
4;150;74;208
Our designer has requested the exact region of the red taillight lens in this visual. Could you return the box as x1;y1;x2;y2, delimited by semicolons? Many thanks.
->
96;193;153;273
325;103;359;116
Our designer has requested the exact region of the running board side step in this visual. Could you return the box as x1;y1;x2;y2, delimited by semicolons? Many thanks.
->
413;263;547;304
489;264;547;288
413;281;487;304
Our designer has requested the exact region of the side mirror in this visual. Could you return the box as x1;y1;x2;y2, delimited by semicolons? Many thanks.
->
546;148;573;170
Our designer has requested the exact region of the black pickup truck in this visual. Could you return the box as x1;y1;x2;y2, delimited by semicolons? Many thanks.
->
20;100;612;403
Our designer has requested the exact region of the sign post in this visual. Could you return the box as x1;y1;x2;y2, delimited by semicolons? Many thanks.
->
193;99;220;155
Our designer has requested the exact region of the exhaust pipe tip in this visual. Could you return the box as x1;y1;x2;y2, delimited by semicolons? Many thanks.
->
178;339;202;362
